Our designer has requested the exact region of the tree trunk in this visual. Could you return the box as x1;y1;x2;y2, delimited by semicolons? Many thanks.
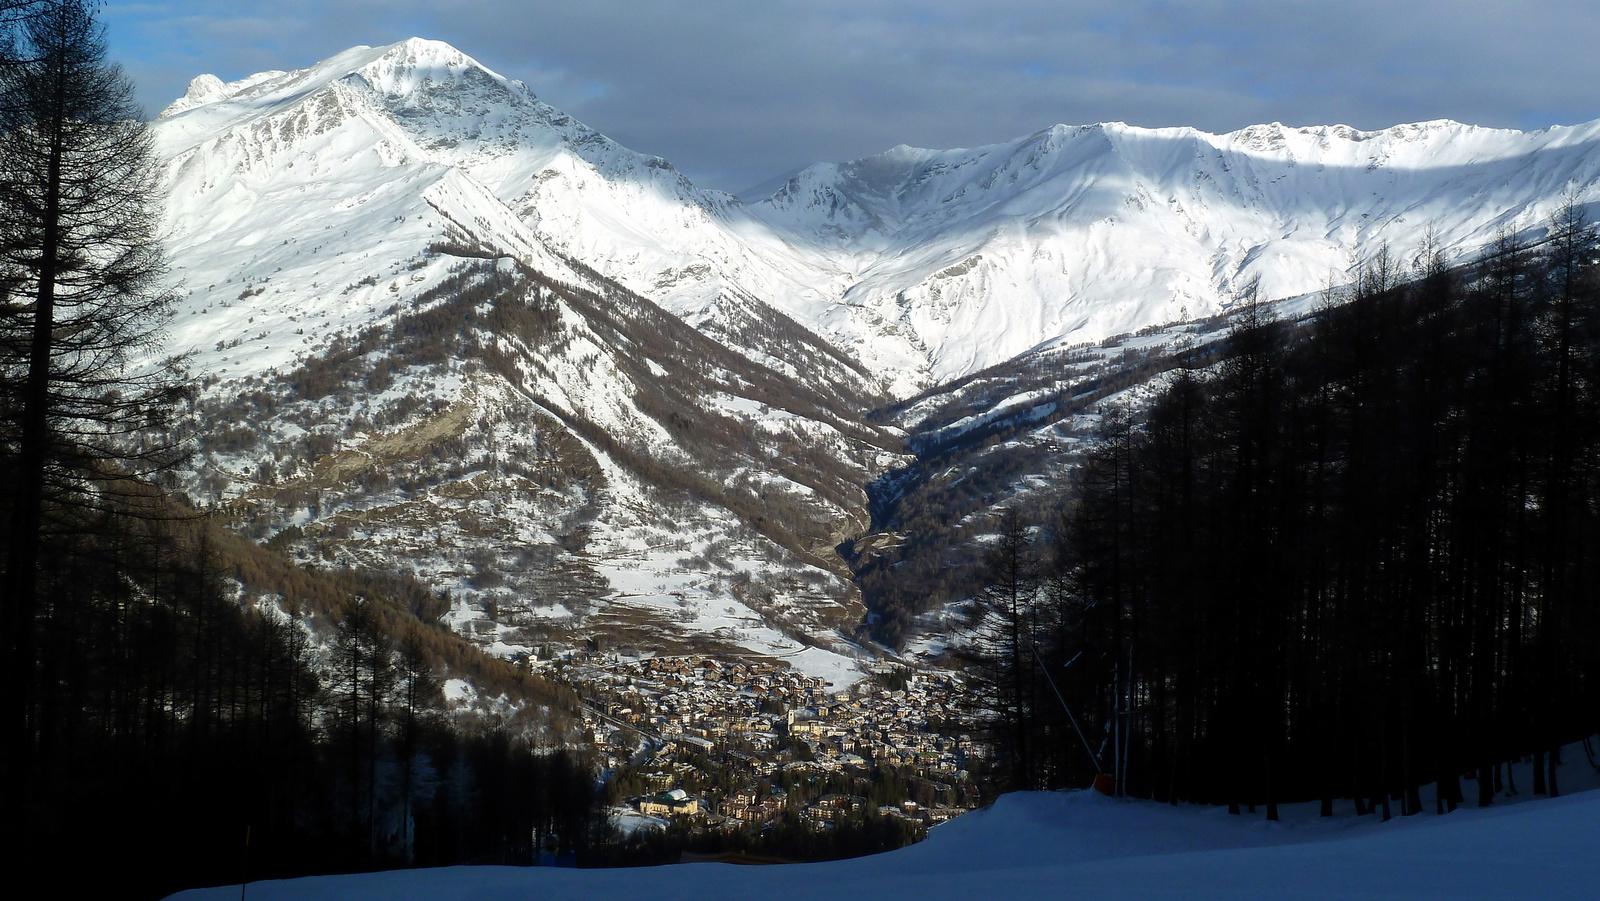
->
1437;761;1460;814
1265;740;1278;821
2;118;63;787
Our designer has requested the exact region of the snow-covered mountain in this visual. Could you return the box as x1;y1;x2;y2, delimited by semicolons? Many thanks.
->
750;119;1600;386
150;37;1600;672
152;39;902;684
153;39;856;394
158;39;1600;401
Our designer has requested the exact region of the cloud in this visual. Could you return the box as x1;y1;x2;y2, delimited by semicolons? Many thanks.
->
104;1;1600;192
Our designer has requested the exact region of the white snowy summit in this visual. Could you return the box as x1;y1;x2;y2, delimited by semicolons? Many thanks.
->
157;38;1600;395
152;39;896;683
150;37;1600;672
749;118;1600;385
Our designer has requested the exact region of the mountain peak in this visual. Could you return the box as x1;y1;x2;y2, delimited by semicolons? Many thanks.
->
179;72;226;105
387;36;464;58
363;36;484;75
343;37;509;99
152;36;1600;395
158;69;287;118
156;37;504;123
880;143;934;161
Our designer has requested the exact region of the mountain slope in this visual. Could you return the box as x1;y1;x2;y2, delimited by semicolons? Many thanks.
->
156;38;1600;398
154;40;902;683
750;119;1600;385
151;37;1600;671
154;38;866;395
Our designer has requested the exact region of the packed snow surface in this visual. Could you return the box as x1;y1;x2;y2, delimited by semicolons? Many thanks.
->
168;786;1600;901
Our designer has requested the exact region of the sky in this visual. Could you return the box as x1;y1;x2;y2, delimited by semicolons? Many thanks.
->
105;1;1600;195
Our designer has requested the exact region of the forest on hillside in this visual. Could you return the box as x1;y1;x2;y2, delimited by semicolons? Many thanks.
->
965;209;1600;818
0;4;605;899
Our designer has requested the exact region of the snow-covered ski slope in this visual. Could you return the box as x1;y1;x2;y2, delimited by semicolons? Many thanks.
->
170;782;1600;900
154;38;1600;399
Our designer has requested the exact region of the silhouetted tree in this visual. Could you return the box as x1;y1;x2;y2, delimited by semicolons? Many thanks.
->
332;596;395;861
0;0;180;783
958;508;1038;789
1026;231;1600;819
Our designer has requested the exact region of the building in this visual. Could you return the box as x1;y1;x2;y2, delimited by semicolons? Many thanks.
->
638;788;700;818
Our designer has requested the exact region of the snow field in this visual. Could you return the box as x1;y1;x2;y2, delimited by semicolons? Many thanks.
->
168;748;1600;900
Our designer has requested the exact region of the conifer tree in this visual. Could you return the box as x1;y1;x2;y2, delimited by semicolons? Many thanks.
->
959;508;1038;789
0;0;180;791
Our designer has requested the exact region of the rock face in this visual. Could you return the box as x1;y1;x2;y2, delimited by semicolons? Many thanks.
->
152;38;1600;667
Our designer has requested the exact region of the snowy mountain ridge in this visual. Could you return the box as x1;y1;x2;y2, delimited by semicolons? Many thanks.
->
156;37;1600;396
750;115;1600;383
147;37;1600;678
151;38;899;686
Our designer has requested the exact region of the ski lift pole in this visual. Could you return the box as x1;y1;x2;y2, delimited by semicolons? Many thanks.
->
1031;643;1107;787
240;824;250;901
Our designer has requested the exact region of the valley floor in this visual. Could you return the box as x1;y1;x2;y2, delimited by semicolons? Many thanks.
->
170;745;1600;901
